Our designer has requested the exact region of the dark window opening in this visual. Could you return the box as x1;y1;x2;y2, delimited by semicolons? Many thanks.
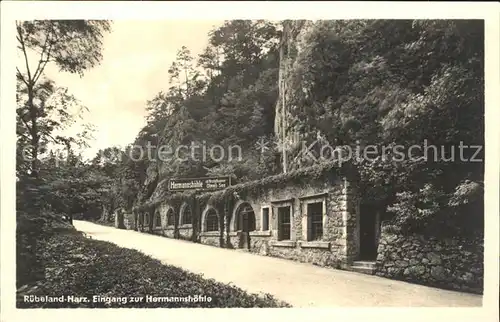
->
236;203;256;232
278;206;291;241
181;205;192;225
206;209;219;232
262;207;270;231
167;209;174;226
155;212;161;227
307;202;323;241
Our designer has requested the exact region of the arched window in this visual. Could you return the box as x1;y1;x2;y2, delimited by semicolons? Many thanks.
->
181;204;192;225
205;209;219;232
235;203;256;232
155;211;161;227
166;208;174;226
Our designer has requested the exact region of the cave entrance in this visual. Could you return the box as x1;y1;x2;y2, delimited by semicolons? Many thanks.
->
358;203;380;261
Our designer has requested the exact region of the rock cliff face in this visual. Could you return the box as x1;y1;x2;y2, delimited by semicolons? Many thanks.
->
274;20;326;172
275;21;308;159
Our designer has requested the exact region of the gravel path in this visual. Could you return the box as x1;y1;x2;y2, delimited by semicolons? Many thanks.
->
74;220;482;307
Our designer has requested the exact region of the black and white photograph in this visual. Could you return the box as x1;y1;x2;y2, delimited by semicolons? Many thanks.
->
1;1;499;321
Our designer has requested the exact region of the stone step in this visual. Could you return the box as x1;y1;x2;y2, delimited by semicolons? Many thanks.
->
350;265;375;275
349;261;376;275
352;261;376;268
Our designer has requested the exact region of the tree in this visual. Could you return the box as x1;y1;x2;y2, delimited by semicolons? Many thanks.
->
16;20;111;177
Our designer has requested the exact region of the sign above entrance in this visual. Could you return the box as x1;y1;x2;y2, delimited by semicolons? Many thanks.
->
168;176;232;192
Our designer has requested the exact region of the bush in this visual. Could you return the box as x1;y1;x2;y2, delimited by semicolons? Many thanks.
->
16;210;73;288
17;228;290;308
387;181;484;237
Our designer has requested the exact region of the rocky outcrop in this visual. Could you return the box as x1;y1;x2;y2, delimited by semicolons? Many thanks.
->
375;226;483;294
274;20;317;172
275;20;340;172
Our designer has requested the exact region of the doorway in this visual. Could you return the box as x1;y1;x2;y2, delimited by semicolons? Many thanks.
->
359;203;378;260
235;203;256;249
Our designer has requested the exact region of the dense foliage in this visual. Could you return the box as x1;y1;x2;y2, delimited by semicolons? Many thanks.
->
281;20;484;237
16;19;115;292
130;21;282;205
17;228;290;308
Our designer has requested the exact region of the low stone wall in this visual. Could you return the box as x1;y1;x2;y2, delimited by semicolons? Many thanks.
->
123;213;135;230
151;227;163;235
164;227;175;238
267;241;344;267
375;228;483;294
200;232;221;247
250;237;270;255
178;226;193;240
227;235;239;249
225;232;343;267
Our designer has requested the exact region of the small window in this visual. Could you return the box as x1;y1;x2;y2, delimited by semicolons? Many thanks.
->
262;207;270;231
155;212;161;227
181;205;192;225
278;206;291;241
205;209;219;232
307;202;323;241
167;209;174;226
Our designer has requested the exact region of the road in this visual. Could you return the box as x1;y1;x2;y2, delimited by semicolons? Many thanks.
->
73;220;482;307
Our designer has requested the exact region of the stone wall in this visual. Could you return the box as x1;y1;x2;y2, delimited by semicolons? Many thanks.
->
178;226;193;241
200;232;221;247
131;172;359;271
124;212;135;230
220;176;356;268
164;227;175;238
114;210;125;229
375;226;483;294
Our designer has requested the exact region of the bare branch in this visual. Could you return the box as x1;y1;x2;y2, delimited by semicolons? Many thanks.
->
16;24;32;86
16;67;29;86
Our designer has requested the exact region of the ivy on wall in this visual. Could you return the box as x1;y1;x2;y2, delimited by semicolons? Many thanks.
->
133;161;355;226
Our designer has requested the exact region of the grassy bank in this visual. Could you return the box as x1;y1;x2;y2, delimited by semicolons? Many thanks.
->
17;225;290;308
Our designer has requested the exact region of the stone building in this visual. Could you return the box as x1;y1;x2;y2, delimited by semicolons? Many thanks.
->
131;165;388;272
207;175;359;269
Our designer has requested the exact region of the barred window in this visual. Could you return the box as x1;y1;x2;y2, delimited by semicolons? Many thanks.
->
307;202;323;241
205;209;218;232
167;209;174;226
278;206;291;241
155;212;162;227
181;205;192;225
